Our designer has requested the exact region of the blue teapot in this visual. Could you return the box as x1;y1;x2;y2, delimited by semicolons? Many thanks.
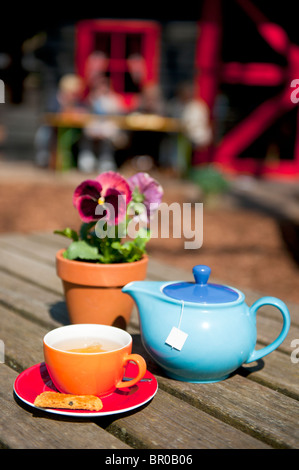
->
122;265;291;383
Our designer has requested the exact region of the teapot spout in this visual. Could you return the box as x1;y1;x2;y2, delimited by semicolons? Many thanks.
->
122;281;166;306
122;281;168;334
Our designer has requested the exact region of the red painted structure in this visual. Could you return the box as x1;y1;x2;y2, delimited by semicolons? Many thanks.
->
195;0;299;178
75;19;161;111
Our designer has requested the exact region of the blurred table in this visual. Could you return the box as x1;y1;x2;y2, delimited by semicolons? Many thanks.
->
44;112;183;171
44;112;182;132
0;231;299;450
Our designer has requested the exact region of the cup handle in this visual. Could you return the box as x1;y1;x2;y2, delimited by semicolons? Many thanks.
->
245;296;291;364
116;354;147;389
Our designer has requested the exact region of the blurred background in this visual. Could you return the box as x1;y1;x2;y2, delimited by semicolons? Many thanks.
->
1;0;299;303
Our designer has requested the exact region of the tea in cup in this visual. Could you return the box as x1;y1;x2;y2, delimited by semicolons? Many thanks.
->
43;324;147;396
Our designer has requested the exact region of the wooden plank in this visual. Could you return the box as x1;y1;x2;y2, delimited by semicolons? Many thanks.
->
0;233;58;265
27;231;71;249
156;373;299;449
0;265;139;330
131;336;299;448
241;349;299;399
0;270;68;328
0;304;57;370
254;315;299;356
147;258;194;282
0;245;62;294
104;388;270;449
0;365;130;449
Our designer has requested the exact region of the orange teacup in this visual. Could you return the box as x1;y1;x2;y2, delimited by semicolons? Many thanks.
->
43;324;147;396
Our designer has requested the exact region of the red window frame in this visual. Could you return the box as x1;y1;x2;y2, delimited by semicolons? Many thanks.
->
75;19;161;111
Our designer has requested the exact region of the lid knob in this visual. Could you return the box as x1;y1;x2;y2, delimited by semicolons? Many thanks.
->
163;264;239;303
192;265;211;286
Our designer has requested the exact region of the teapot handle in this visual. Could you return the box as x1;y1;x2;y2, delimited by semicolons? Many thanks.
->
245;296;291;364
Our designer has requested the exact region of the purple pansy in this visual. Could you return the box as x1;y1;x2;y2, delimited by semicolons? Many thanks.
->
128;172;163;217
73;171;132;225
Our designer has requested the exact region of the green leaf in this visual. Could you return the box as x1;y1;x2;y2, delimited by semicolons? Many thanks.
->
135;227;151;244
54;228;79;241
111;238;146;263
64;240;100;261
132;186;145;203
79;222;96;241
111;241;131;255
188;165;230;195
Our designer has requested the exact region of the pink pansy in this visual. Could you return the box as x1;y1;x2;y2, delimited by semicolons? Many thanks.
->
73;171;132;225
128;172;163;217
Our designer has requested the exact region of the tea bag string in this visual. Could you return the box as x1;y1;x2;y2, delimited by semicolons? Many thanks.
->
165;300;188;351
178;300;184;330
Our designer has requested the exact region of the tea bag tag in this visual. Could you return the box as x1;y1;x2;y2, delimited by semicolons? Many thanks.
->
165;301;188;351
165;327;188;351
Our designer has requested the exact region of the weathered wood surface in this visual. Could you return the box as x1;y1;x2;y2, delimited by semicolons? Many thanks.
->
1;366;130;449
0;232;298;449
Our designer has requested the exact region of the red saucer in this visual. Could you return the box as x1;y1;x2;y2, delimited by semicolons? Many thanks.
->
14;362;158;417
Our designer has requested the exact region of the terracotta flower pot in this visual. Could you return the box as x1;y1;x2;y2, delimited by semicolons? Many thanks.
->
56;249;148;329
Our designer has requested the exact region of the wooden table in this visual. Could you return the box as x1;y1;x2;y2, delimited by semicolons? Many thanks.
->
0;231;299;451
44;112;182;133
44;112;184;171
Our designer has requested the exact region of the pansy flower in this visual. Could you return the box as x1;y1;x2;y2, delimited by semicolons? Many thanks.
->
128;172;163;218
73;171;132;225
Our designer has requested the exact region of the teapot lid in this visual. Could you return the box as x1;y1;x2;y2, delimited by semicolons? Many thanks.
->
162;265;240;304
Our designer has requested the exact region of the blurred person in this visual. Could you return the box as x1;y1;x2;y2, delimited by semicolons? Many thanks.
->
56;74;86;113
136;82;165;115
164;81;212;171
126;53;147;94
84;51;109;92
78;71;127;173
34;74;85;167
168;81;212;146
87;74;124;115
129;82;167;168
